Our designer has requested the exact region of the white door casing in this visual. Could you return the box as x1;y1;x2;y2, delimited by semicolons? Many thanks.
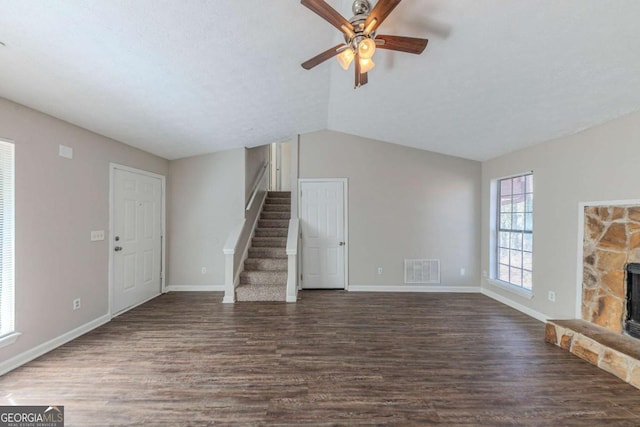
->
299;179;348;289
111;165;164;314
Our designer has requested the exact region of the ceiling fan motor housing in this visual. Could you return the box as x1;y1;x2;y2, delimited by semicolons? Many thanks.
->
345;0;375;47
352;0;371;15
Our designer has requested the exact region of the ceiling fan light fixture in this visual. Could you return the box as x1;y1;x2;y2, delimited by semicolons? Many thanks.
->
337;48;355;70
359;58;375;73
300;0;429;88
358;37;376;59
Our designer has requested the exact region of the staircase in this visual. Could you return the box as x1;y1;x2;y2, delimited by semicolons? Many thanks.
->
236;191;291;301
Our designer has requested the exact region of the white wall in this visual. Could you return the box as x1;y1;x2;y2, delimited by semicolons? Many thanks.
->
481;109;640;320
167;149;244;289
0;97;168;366
299;130;481;289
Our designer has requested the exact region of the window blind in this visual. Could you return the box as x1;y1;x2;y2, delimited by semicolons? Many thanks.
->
0;139;15;337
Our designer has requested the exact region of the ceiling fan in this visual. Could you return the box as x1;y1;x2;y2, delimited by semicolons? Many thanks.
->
301;0;428;88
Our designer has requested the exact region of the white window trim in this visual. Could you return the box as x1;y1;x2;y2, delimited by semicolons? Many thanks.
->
0;332;20;349
489;171;534;294
487;278;533;299
0;138;15;342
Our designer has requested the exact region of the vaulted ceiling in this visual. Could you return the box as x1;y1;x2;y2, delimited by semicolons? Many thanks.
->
1;0;639;161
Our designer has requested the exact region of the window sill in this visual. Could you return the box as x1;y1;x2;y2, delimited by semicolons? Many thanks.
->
486;278;533;300
0;332;21;349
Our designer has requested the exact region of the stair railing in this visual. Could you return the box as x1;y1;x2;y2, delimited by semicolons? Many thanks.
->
246;162;268;211
286;218;299;302
223;161;269;303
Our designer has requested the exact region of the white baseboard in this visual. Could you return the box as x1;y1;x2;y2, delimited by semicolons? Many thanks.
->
0;314;111;376
166;285;225;292
348;285;481;293
481;288;549;323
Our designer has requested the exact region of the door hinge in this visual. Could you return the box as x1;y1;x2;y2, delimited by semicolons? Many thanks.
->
300;232;302;239
300;274;303;281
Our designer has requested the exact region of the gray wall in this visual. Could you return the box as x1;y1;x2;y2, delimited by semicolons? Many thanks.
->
167;149;244;288
481;109;640;319
0;97;168;363
245;145;269;204
299;130;482;289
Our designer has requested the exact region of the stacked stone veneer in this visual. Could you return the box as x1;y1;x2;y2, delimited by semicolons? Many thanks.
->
582;205;640;332
546;319;640;389
546;205;640;391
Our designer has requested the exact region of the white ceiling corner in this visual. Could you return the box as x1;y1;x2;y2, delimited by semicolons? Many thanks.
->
0;0;639;161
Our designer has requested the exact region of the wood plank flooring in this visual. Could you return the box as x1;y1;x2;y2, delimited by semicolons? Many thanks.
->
2;291;640;426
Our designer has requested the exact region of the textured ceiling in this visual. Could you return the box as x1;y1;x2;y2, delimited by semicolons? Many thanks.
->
0;0;639;161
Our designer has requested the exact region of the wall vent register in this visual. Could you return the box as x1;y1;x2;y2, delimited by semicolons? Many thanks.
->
404;259;440;284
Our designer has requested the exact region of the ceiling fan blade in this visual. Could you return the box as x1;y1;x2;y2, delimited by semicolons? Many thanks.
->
375;34;428;54
364;0;402;35
302;44;348;70
301;0;354;34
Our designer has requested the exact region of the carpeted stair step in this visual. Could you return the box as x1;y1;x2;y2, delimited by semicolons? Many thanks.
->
265;197;291;205
236;191;291;303
251;237;286;248
244;258;287;271
263;204;290;212
236;283;286;302
260;211;291;220
268;191;291;199
254;228;288;238
240;271;287;285
248;247;286;259
258;219;289;229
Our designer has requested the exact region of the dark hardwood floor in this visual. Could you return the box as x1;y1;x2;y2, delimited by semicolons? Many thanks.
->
2;291;640;426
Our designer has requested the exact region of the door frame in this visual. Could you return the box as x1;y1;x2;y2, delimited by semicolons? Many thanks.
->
108;163;166;317
298;178;349;290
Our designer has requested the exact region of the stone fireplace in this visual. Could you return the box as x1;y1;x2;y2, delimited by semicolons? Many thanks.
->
582;205;640;334
545;204;640;389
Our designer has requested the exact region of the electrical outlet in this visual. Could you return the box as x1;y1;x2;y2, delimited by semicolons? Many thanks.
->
58;144;73;159
201;267;207;274
548;291;556;302
90;230;105;241
460;268;466;276
377;267;383;275
73;298;81;311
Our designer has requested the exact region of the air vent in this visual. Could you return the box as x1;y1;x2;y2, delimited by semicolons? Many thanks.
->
404;259;440;284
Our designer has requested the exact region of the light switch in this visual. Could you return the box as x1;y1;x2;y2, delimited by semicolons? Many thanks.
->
59;144;73;159
91;230;105;241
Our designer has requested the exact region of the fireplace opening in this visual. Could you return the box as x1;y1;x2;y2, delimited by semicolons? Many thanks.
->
625;263;640;338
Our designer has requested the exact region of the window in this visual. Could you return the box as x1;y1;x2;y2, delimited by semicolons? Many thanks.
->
0;139;15;339
496;173;533;291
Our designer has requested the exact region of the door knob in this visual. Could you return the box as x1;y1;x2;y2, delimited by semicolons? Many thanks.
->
114;246;123;252
339;241;345;246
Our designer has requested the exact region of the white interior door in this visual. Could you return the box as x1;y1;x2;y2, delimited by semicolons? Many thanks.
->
112;167;163;314
300;180;346;289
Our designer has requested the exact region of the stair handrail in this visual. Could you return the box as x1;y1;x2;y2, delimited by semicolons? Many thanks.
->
285;218;299;303
246;162;268;211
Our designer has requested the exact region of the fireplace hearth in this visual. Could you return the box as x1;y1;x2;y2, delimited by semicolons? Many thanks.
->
626;263;640;338
545;204;640;391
